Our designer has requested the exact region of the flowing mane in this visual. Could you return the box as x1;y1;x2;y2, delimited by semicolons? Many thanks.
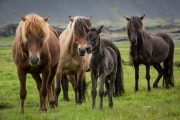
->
16;13;50;42
67;16;92;36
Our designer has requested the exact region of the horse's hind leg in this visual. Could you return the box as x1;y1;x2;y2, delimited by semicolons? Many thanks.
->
31;74;42;110
61;74;69;101
55;70;62;106
146;64;151;91
153;64;164;88
67;75;77;103
106;74;114;108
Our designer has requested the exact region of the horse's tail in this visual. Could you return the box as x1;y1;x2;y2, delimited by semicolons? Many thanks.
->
114;50;125;96
163;36;174;87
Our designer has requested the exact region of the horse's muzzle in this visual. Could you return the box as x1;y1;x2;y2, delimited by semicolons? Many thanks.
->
131;39;137;45
29;57;40;66
85;46;91;54
78;48;86;56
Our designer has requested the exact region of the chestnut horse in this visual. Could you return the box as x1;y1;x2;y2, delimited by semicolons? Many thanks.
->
125;15;174;91
55;16;92;105
13;13;60;113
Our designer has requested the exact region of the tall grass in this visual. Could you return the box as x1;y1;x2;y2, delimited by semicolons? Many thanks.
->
0;35;180;120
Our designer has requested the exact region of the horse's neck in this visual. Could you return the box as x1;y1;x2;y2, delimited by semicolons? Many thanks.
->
66;31;78;56
92;37;103;56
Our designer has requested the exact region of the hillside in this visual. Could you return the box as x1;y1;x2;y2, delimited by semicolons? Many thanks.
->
1;0;180;24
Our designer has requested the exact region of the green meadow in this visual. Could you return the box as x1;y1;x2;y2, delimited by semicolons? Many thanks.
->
0;34;180;120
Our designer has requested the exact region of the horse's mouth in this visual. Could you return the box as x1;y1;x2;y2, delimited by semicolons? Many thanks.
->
79;53;85;56
86;51;92;54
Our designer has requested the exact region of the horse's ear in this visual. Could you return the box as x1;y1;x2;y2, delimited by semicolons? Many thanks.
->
44;15;50;22
140;15;145;20
83;24;89;33
21;14;26;22
87;16;92;21
69;16;74;22
124;16;130;21
97;25;103;34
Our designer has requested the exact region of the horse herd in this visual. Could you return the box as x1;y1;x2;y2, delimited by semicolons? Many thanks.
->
12;13;174;113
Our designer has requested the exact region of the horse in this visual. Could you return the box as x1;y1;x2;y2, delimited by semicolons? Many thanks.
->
55;16;92;105
12;13;60;113
84;25;117;109
124;15;174;91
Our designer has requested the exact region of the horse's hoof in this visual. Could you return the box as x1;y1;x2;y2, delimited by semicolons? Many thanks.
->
64;98;69;102
153;84;158;88
55;103;58;107
19;110;24;114
49;101;56;108
109;103;113;108
134;89;138;92
99;106;102;110
166;85;170;89
92;105;95;109
41;108;47;112
170;83;175;87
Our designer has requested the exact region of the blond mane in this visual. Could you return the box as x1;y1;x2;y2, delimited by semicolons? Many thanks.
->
16;13;50;42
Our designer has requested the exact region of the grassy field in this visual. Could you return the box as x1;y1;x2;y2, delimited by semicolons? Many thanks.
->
0;34;180;120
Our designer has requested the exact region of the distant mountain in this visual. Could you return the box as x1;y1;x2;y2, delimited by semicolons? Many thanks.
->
0;0;180;24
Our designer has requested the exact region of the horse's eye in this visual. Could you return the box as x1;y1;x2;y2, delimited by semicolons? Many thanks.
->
40;35;43;38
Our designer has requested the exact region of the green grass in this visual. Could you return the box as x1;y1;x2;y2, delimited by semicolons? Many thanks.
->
0;35;180;120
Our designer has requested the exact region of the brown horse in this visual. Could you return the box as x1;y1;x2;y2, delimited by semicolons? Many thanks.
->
55;16;92;105
125;15;174;91
13;13;60;113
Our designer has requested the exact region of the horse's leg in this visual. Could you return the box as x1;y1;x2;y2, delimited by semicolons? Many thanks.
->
47;64;58;108
67;75;77;103
31;74;42;110
134;64;139;91
99;74;106;109
17;67;27;113
61;74;69;101
152;64;164;88
108;73;116;108
146;64;151;91
55;70;62;106
41;71;49;111
91;70;98;109
76;70;85;104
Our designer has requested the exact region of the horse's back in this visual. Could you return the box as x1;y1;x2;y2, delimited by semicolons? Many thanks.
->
149;32;173;63
101;38;119;55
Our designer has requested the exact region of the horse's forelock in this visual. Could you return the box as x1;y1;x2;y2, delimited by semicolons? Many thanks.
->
72;16;92;36
127;16;143;39
20;14;49;42
127;16;143;32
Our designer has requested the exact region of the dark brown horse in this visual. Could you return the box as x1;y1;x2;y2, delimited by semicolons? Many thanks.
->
13;13;60;113
55;16;92;105
84;25;117;109
125;15;174;91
